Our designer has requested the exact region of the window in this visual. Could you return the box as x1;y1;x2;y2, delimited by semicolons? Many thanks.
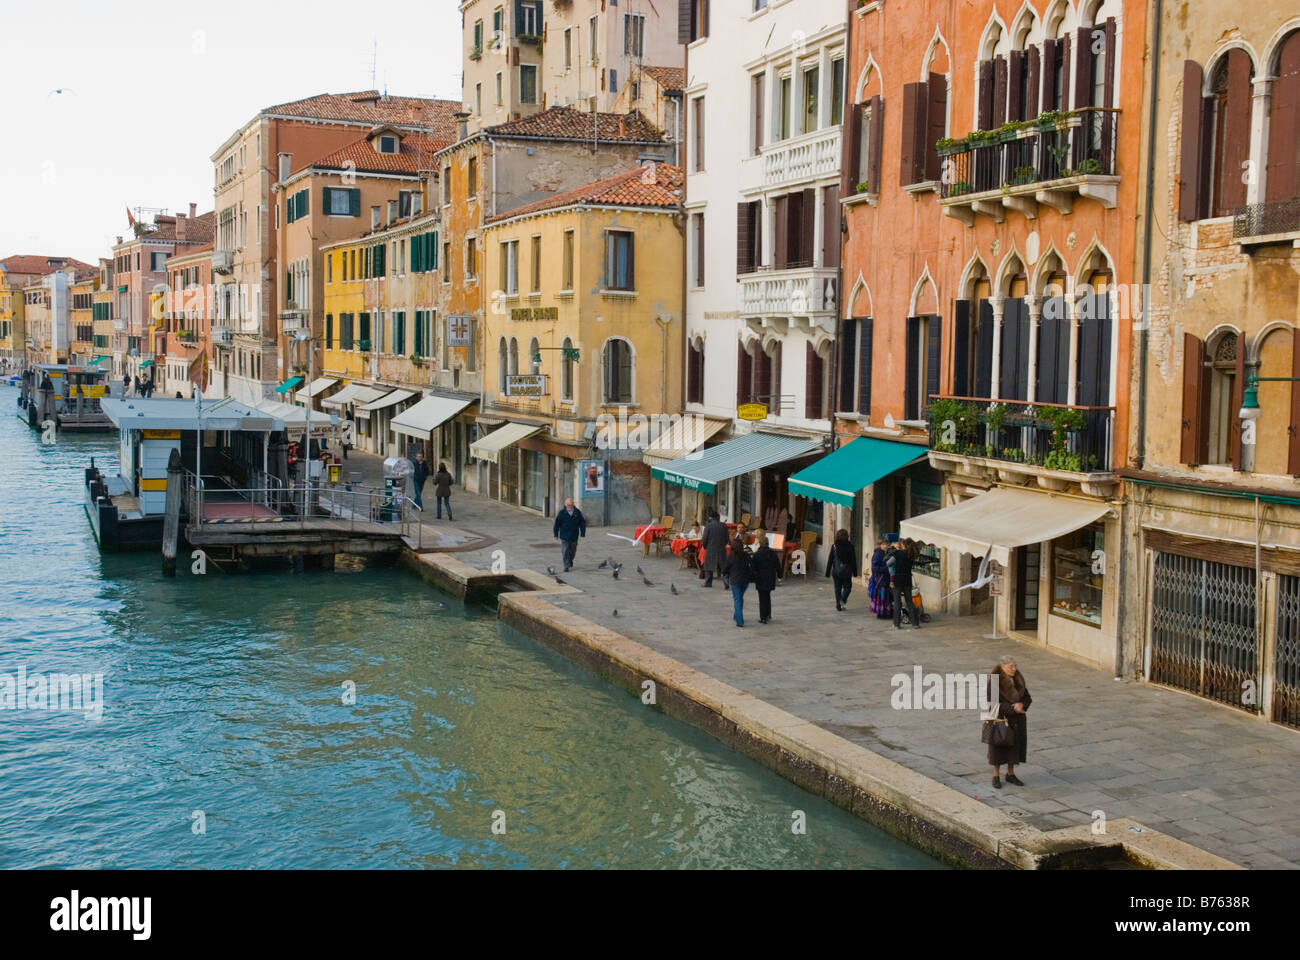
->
530;235;541;293
475;83;482;116
561;336;574;400
492;6;503;41
900;74;947;185
325;314;333;348
692;96;705;172
679;0;709;43
340;312;355;350
150;252;168;271
393;311;405;356
589;16;598;61
474;19;483;54
687;338;704;404
519;0;538;36
324;187;360;216
379;135;398;154
500;239;519;295
562;229;574;290
359;312;371;350
805;343;825;419
371;206;381;230
442;165;452;205
778;74;793;140
837;317;873;414
692;212;705;287
736;200;762;274
1051;523;1105;627
603;338;633;403
564;28;572;69
528;336;540;374
903;315;942;421
467;157;478;199
498;338;508;393
1265;31;1300;204
399;190;413;218
495;72;503;106
610;69;618;94
508;337;519;376
830;57;845;125
520;65;538;104
803;65;820;133
853;96;884;193
465;239;477;279
624;14;644;57
443;242;451;282
605;231;634;290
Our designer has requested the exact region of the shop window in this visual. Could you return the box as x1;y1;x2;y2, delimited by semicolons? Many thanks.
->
1051;522;1104;627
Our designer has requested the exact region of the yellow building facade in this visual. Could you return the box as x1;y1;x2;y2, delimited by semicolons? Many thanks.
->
478;163;684;521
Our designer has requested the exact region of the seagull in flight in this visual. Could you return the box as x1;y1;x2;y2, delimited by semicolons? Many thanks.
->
944;547;997;599
47;88;77;98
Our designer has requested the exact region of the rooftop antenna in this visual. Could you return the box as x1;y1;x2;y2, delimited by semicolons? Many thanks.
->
369;36;378;92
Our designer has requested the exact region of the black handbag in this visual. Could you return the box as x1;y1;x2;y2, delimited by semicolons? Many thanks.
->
981;701;1016;747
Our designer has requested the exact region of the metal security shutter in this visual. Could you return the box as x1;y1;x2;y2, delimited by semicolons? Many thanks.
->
1276;575;1300;728
1150;552;1258;712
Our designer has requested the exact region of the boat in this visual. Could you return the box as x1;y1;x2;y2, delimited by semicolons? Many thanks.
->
17;363;117;432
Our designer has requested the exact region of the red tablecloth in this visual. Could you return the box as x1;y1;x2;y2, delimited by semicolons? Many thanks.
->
671;537;700;557
634;524;665;544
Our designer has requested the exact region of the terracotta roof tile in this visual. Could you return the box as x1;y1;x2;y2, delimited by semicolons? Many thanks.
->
310;133;450;176
0;254;94;276
485;106;666;143
641;66;687;92
488;163;683;222
142;211;215;244
264;91;459;141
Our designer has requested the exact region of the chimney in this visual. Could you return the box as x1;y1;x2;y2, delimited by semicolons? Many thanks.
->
619;116;626;138
189;202;197;219
455;111;470;142
177;214;187;241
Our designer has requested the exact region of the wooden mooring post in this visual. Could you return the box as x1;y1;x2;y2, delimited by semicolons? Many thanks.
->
161;447;184;577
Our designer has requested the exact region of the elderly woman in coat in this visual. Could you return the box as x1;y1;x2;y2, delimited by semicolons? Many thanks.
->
988;656;1031;789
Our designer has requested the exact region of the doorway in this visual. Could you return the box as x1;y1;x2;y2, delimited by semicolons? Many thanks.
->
1014;544;1041;631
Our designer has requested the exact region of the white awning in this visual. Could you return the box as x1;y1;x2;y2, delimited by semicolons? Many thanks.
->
390;394;475;439
357;388;416;412
470;421;544;464
899;487;1112;566
294;377;338;402
641;415;730;465
249;398;339;435
101;397;279;433
320;383;386;408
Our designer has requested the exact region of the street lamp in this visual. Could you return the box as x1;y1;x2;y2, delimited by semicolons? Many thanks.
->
1238;372;1300;423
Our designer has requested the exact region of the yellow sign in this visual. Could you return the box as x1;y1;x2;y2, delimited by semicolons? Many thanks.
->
737;403;768;421
72;385;106;398
143;430;181;439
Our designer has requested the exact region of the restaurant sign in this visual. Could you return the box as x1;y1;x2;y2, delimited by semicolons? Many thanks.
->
510;306;559;323
506;374;547;398
650;464;715;494
737;402;768;421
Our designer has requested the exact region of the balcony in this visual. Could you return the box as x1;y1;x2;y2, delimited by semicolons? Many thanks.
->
757;126;842;191
212;324;233;345
212;250;234;275
938;108;1119;226
923;396;1117;495
281;311;307;334
1233;198;1300;250
740;266;838;323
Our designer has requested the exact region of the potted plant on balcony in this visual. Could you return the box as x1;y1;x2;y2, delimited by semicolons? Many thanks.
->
1010;165;1037;186
409;352;426;367
1038;406;1086;472
469;44;482;60
927;397;980;454
948;180;973;197
935;137;968;157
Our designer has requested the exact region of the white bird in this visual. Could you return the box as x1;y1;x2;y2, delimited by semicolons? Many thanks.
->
944;547;997;599
47;88;77;98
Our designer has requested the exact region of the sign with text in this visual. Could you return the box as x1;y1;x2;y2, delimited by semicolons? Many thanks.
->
510;306;558;323
446;315;473;347
506;374;546;398
737;402;768;421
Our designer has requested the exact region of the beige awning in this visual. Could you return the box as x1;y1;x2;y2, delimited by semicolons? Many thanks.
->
294;377;338;402
320;383;386;408
641;415;730;465
470;421;544;464
358;388;415;412
899;487;1112;566
390;394;475;439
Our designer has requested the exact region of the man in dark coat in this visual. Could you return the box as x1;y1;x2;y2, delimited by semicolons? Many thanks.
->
888;541;921;628
824;529;859;611
433;463;454;520
410;451;430;509
988;658;1031;789
750;531;780;624
700;512;729;587
552;497;586;571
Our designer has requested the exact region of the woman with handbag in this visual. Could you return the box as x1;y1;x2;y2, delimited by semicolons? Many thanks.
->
987;656;1031;789
868;539;892;619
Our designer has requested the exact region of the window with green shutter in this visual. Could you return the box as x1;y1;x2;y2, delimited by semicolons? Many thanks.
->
325;314;333;348
324;187;361;217
373;243;386;277
393;311;405;356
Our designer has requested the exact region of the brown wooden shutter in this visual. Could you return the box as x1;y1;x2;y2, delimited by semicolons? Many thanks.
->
799;187;816;266
754;345;770;404
1267;33;1300;203
1218;48;1253;214
736;202;754;275
1026;46;1040;120
978;60;994;130
900;81;926;186
773;194;789;268
1060;34;1072;109
842;102;862;196
1179;61;1205;222
1073;27;1091;109
1231;332;1246;470
771;342;783;414
822;186;841;269
737;342;751;404
1180;332;1206;465
1041;40;1057;110
678;0;694;45
1100;19;1117;168
805;342;824;419
867;95;884;192
993;56;1008;127
925;74;948;181
1007;50;1024;122
1290;333;1300;475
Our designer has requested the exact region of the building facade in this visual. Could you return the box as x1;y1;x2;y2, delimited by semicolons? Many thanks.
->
0;255;92;365
163;245;213;398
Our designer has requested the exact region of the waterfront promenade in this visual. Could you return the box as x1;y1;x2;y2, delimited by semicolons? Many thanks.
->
345;453;1300;869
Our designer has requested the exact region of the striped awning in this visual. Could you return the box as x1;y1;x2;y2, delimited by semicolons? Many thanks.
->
469;421;544;464
650;432;824;494
788;437;927;508
641;415;730;465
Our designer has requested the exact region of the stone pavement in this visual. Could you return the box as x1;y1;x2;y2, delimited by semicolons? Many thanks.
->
344;451;1300;869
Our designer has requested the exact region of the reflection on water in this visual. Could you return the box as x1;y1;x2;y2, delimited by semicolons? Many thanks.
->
0;389;942;869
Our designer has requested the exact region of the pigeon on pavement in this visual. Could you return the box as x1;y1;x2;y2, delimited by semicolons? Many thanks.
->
597;559;609;569
670;583;679;595
642;575;654;587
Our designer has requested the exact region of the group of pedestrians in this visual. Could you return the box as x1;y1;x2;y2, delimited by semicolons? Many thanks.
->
409;451;454;519
121;373;155;398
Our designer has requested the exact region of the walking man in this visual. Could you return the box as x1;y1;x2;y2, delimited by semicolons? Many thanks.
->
700;511;729;587
553;497;586;572
411;450;430;509
750;530;780;624
889;540;921;629
433;462;454;520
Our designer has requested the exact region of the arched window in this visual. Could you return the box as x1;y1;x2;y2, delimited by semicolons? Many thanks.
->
1181;49;1254;221
497;337;507;394
602;338;633;404
1204;331;1240;466
508;337;519;376
1265;31;1300;203
560;336;574;401
528;337;540;374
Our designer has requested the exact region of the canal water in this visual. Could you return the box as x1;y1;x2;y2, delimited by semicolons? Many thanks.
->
0;388;942;869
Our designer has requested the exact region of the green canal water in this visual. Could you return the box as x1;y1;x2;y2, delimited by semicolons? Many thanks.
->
0;387;942;869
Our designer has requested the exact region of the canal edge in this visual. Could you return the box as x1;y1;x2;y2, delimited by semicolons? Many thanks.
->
402;551;1240;871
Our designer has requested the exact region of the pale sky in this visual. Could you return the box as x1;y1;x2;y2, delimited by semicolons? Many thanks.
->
0;0;464;265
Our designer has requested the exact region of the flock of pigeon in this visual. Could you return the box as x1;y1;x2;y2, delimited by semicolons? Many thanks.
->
545;558;683;619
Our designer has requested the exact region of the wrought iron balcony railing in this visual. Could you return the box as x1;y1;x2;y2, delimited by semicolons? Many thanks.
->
924;396;1114;474
1233;198;1300;240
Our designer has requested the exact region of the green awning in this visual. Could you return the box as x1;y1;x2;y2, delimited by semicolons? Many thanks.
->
89;356;107;365
275;376;304;395
139;359;154;368
788;437;927;507
651;432;824;494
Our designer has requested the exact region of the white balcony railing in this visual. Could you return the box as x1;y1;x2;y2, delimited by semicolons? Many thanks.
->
740;266;838;318
281;312;307;334
212;250;234;275
212;324;233;345
761;126;842;190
